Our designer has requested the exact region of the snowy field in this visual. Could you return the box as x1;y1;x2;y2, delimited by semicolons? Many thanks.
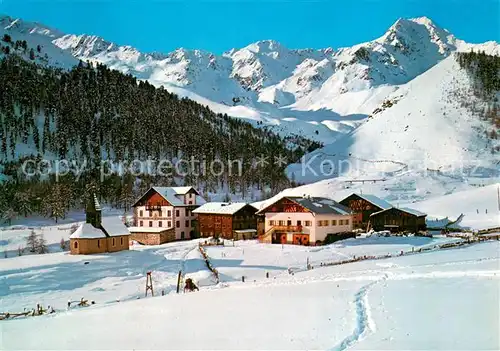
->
1;235;499;350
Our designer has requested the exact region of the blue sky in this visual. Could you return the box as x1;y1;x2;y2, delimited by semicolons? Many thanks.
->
1;0;498;54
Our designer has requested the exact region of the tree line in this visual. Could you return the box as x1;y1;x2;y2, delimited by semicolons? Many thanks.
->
0;52;319;223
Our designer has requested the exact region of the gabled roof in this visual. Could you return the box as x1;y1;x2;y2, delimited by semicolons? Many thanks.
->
101;216;130;237
399;207;427;217
341;193;393;210
192;202;255;215
370;207;427;217
289;197;352;215
70;223;106;239
257;196;352;215
153;187;185;206
170;186;199;195
132;186;204;207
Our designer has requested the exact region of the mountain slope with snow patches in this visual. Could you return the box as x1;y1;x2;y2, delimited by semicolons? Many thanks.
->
1;14;497;145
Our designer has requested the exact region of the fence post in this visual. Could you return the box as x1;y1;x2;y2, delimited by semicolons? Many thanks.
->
176;270;182;294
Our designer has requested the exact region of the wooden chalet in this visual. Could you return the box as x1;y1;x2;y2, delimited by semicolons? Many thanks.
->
339;193;393;229
256;196;353;245
192;202;258;240
70;194;130;255
369;207;427;233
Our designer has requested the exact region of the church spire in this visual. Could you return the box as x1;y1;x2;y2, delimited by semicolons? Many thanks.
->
86;193;102;228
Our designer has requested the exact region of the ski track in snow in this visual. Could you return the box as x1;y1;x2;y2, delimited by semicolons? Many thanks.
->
330;275;386;351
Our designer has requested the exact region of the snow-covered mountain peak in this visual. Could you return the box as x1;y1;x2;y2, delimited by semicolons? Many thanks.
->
244;39;286;54
1;15;63;38
378;16;456;53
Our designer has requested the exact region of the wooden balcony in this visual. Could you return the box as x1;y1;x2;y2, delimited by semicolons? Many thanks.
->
145;204;161;212
272;225;304;233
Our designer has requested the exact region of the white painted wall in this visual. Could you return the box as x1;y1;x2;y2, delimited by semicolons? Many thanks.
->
135;205;197;239
314;214;353;242
263;212;353;243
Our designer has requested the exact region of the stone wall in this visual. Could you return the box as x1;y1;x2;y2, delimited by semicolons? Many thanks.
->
130;228;175;245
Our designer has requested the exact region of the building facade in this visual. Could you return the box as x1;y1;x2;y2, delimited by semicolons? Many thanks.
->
339;193;393;229
369;207;427;233
70;195;130;255
131;186;204;243
256;196;353;245
192;202;258;240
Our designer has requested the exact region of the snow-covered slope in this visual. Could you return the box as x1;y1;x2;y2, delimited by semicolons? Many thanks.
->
2;237;499;350
286;54;499;182
0;15;77;68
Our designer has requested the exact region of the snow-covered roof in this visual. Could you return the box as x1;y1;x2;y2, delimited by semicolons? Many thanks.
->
150;186;204;207
70;223;106;239
370;207;427;217
354;194;393;210
127;226;173;233
192;202;253;215
256;196;351;215
101;217;130;237
170;186;198;195
234;229;257;233
399;207;427;217
291;197;352;215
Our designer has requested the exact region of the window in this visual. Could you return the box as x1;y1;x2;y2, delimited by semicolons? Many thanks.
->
139;210;143;217
339;219;344;225
191;220;195;227
168;210;171;217
97;240;100;248
185;220;189;227
185;208;189;216
189;201;193;205
168;221;172;228
332;220;337;226
112;238;115;246
149;221;153;227
345;219;349;225
305;221;312;227
297;220;302;226
324;220;330;226
176;210;179;217
140;220;143;226
176;221;180;228
287;220;292;226
74;241;78;249
159;221;162;227
269;220;275;226
278;220;285;226
318;220;324;227
181;232;185;239
121;237;123;245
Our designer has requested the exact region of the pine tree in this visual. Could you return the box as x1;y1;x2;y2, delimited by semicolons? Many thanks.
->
26;230;38;253
14;190;32;217
2;208;17;225
42;183;69;223
37;234;48;254
60;238;67;251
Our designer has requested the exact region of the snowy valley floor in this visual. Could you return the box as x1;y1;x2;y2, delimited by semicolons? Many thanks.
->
1;238;499;350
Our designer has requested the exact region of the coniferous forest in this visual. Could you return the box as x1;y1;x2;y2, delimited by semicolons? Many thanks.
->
0;54;318;223
456;51;500;145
